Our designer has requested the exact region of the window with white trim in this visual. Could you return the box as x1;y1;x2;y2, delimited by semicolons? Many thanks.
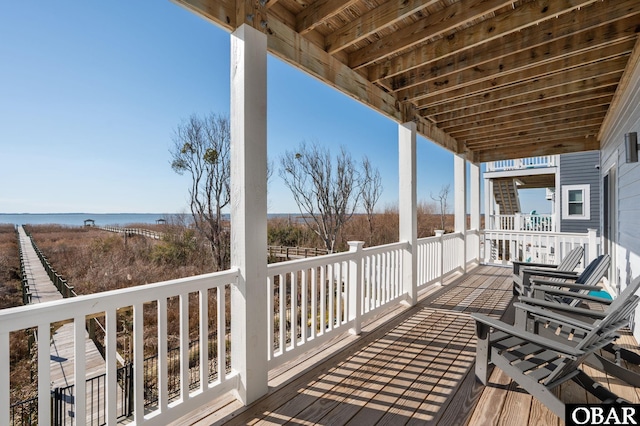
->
562;184;590;220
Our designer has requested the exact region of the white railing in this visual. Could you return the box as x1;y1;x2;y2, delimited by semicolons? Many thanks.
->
488;214;555;232
266;241;407;369
1;269;238;426
483;229;599;268
486;155;556;172
2;231;481;424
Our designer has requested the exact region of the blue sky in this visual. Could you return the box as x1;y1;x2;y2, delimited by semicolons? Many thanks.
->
0;1;547;214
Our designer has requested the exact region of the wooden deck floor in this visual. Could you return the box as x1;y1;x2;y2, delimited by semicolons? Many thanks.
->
173;265;640;426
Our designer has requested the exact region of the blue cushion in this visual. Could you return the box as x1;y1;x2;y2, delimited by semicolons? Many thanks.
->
588;290;613;300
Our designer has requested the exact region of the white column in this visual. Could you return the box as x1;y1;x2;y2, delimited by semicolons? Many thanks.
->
230;24;268;405
348;241;364;335
554;163;561;232
470;162;481;264
399;122;417;305
454;154;467;273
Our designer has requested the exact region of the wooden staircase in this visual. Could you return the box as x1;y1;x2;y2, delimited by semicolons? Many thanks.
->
493;178;521;215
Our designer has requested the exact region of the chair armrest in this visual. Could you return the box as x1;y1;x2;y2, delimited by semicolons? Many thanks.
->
517;297;608;319
513;302;598;330
513;261;558;275
531;282;603;292
471;313;584;359
528;278;579;288
525;269;580;279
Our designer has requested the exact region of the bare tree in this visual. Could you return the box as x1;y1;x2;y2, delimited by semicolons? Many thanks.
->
361;156;383;245
430;184;450;231
170;113;230;271
279;141;363;253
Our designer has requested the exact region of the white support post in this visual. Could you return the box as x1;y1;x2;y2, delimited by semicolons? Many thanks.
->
348;241;364;335
470;162;481;264
435;230;445;283
587;228;598;264
454;154;467;273
399;122;417;306
554;163;561;232
230;24;269;405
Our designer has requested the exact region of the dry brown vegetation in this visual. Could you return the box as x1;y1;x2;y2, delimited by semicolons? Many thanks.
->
0;225;36;404
0;225;21;309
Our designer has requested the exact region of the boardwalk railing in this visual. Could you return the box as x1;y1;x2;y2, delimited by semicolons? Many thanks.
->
267;245;329;259
16;229;32;304
22;227;77;298
98;226;163;240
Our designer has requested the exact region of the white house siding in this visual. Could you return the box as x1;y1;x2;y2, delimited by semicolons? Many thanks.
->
600;47;640;338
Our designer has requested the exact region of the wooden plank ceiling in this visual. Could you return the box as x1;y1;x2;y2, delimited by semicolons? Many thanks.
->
174;0;640;163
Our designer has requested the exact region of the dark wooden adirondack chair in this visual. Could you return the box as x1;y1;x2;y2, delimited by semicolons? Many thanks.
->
512;246;584;296
515;275;640;387
522;254;611;306
472;277;640;421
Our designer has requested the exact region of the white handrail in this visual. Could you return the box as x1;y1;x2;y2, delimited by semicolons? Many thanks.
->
1;269;238;425
483;229;598;267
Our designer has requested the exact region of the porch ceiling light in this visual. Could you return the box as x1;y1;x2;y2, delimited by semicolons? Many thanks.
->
625;132;638;163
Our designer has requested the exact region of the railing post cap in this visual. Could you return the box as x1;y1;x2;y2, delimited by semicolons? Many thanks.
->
348;241;365;251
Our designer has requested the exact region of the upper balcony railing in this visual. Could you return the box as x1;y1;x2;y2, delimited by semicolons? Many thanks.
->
486;156;556;172
483;228;599;270
3;225;600;425
488;213;555;232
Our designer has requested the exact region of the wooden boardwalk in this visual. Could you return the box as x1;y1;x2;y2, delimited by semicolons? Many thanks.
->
18;226;63;304
18;226;109;421
172;265;640;426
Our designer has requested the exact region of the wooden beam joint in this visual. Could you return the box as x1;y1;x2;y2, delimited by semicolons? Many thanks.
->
236;0;269;32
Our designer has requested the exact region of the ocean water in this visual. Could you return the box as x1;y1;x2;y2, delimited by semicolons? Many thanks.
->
0;213;181;227
0;213;299;227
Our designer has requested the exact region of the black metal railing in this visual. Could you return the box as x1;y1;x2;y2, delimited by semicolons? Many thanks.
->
9;396;37;426
12;331;232;426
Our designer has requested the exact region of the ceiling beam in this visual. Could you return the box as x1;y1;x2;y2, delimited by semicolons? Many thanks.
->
296;0;360;35
387;13;639;94
396;30;636;105
325;0;440;54
172;0;235;31
439;94;613;130
451;110;605;144
464;121;603;146
420;62;626;116
367;0;639;83
433;77;621;123
476;135;599;162
411;39;635;107
450;107;608;138
266;17;402;124
349;0;513;69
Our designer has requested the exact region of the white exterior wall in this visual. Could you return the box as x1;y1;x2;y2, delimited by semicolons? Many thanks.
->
599;43;640;339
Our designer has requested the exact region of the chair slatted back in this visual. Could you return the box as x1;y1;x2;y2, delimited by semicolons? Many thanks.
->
544;275;640;385
557;246;585;272
557;254;610;306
